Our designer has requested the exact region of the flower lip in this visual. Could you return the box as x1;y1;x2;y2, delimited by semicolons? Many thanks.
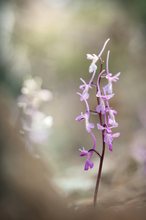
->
84;159;94;171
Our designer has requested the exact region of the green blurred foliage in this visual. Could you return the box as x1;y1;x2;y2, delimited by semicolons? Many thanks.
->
117;0;146;26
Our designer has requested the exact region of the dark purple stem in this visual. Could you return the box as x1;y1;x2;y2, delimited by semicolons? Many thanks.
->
93;130;105;207
90;110;97;114
88;149;101;158
93;60;106;207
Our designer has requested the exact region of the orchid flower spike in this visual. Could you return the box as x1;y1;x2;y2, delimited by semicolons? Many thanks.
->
75;39;120;206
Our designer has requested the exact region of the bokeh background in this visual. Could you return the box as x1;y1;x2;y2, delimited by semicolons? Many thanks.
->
0;0;146;218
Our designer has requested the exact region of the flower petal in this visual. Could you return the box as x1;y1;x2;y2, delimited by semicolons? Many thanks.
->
89;63;97;73
97;123;105;130
86;54;94;60
86;122;94;133
112;132;120;138
84;159;94;171
79;147;88;157
75;113;84;121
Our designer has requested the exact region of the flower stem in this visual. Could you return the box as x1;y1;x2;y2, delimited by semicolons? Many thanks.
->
93;60;105;207
88;148;101;158
93;133;105;207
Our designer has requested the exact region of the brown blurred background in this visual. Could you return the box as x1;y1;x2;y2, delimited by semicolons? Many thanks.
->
0;0;146;219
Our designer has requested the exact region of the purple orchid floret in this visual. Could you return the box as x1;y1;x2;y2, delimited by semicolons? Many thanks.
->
104;131;120;151
79;78;92;91
76;112;94;133
96;91;114;100
87;54;98;73
101;50;121;96
106;72;121;82
84;159;94;170
75;112;85;121
96;98;106;115
79;147;89;156
79;147;94;171
103;72;120;95
76;39;120;206
79;78;92;100
97;123;105;131
77;91;89;102
107;108;118;127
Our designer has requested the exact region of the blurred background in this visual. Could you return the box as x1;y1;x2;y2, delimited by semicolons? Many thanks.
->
0;0;146;219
